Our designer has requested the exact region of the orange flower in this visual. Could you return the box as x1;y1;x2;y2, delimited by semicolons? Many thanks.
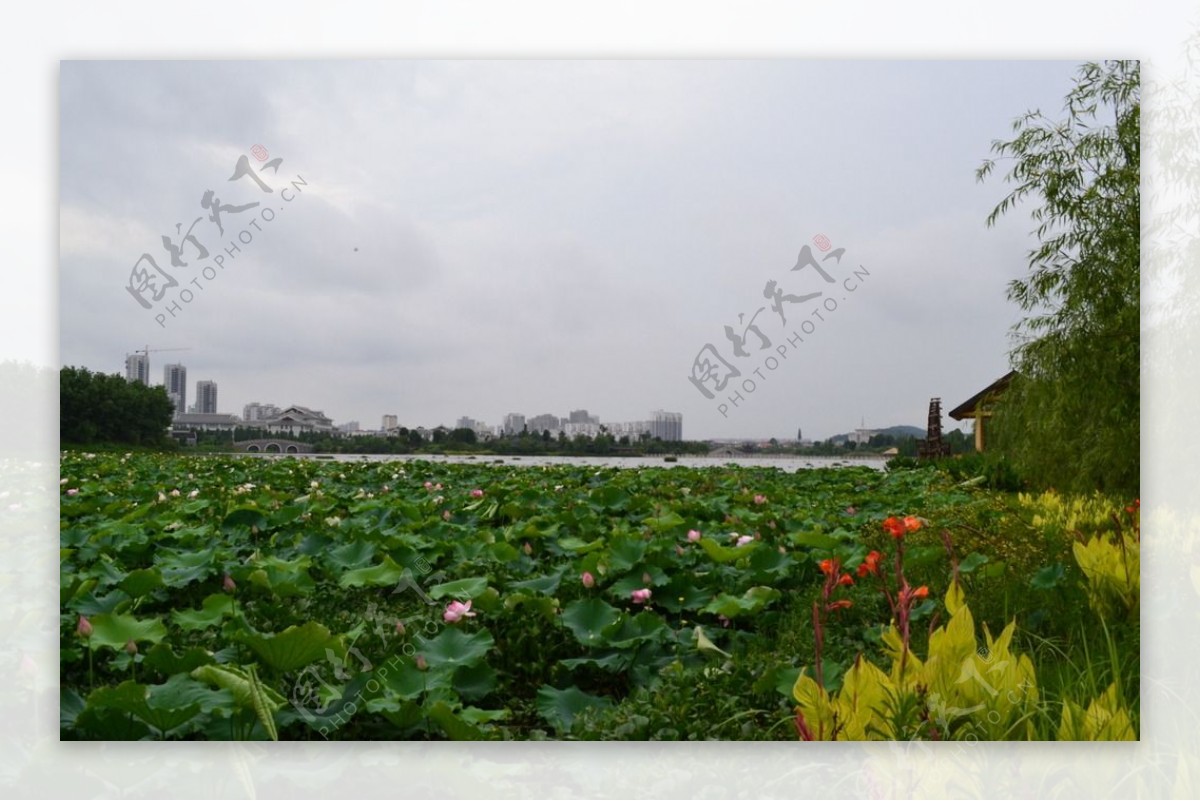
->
819;558;836;575
838;573;854;586
883;517;906;538
903;516;922;532
826;599;853;612
857;550;882;577
911;586;929;600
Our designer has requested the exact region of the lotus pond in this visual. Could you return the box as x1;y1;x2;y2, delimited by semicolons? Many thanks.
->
59;452;1139;740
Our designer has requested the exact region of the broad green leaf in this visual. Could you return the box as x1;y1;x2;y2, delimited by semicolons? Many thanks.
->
429;577;489;601
142;643;216;676
452;662;498;701
506;569;564;595
415;627;495;670
338;555;406;588
602;611;666;648
958;552;990;574
86;680;202;736
148;673;233;715
221;508;268;532
560;652;629;672
236;621;341;674
427;701;485;741
698;537;757;564
561;599;621;646
554;536;605;554
788;531;840;550
536;685;612;733
171;593;234;632
644;510;686;531
1029;563;1066;590
607;538;647;571
118;568;165;599
325;540;377;570
379;658;454;700
459;706;509;724
87;612;167;651
489;541;521;562
702;586;781;619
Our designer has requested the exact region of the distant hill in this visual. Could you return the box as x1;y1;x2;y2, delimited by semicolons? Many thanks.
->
831;424;924;441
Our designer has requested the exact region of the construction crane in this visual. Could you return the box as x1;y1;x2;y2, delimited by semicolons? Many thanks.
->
126;345;191;383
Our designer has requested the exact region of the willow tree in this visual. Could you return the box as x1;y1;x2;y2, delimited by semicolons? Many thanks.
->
978;61;1140;495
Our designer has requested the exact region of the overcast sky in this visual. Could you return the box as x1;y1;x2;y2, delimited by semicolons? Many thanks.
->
60;59;1082;440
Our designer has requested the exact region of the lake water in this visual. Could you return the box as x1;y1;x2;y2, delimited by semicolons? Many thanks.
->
242;452;888;473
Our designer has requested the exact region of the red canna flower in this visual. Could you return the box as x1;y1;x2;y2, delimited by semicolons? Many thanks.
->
826;599;853;612
857;550;882;577
838;573;854;586
911;585;929;600
819;558;836;575
903;516;923;533
883;516;906;539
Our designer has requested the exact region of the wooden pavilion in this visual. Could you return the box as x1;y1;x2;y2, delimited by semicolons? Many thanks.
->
948;370;1017;452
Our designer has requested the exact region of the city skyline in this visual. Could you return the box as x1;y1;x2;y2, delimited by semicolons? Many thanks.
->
111;351;946;440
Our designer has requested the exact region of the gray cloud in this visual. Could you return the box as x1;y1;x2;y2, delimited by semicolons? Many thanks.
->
60;59;1082;438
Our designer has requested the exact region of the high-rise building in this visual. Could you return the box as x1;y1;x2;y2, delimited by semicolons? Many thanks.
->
649;410;683;442
568;409;591;424
164;363;187;418
382;414;399;432
243;402;281;424
503;413;526;435
124;353;149;385
456;416;477;431
527;413;561;434
196;380;218;414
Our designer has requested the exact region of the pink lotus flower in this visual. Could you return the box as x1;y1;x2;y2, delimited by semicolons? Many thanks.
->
188;489;199;499
735;535;753;547
395;620;406;635
631;588;652;604
170;489;181;497
754;494;767;505
470;488;484;498
424;481;433;489
523;542;533;556
66;488;78;496
76;615;92;638
415;654;428;671
124;639;138;655
223;574;237;593
581;571;595;588
444;600;476;623
687;529;701;543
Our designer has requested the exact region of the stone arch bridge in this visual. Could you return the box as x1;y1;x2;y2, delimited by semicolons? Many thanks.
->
233;439;314;454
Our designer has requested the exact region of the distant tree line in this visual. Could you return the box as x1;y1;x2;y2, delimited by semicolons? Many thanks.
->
191;425;711;457
748;430;973;458
60;366;175;446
